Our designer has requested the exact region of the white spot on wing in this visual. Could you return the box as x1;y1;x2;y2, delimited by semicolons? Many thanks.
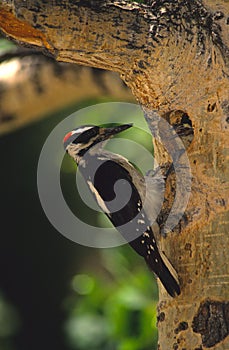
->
137;219;145;224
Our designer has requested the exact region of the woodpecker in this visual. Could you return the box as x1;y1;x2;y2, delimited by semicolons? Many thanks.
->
63;124;180;297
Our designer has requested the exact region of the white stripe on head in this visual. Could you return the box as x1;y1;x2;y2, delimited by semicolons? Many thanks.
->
72;126;94;135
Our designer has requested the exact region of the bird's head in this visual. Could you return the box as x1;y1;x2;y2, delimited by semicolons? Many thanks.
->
63;124;132;163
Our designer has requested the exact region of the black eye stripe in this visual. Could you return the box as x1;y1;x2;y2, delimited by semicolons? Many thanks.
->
72;126;99;144
66;134;79;145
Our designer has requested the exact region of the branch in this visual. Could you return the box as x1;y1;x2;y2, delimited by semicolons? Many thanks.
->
0;50;133;135
1;0;229;110
1;0;152;70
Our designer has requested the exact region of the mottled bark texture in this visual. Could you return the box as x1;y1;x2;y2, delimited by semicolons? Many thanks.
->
1;1;229;349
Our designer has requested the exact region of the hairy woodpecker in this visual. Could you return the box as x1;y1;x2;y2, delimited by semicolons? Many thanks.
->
63;124;180;297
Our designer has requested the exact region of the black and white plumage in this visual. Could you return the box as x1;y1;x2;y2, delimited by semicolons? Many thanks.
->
63;124;180;297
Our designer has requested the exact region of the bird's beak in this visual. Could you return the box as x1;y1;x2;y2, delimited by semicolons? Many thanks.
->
100;124;133;140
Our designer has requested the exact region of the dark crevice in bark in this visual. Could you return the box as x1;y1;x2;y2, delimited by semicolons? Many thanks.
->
192;299;229;348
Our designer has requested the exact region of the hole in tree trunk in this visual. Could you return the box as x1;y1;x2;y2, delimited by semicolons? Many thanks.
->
163;110;194;149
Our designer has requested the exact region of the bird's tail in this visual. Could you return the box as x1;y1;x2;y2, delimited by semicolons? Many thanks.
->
145;250;180;297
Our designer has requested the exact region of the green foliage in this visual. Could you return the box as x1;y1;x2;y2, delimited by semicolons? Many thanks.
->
0;293;20;350
64;247;158;350
0;38;16;55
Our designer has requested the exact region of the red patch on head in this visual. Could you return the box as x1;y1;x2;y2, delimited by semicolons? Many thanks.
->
63;131;73;144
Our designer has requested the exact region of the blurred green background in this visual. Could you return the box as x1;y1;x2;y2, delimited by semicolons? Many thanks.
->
0;37;159;350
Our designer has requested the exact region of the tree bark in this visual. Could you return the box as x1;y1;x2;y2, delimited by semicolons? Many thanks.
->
1;1;229;349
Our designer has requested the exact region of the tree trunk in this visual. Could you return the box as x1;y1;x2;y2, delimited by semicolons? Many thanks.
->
1;1;229;348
